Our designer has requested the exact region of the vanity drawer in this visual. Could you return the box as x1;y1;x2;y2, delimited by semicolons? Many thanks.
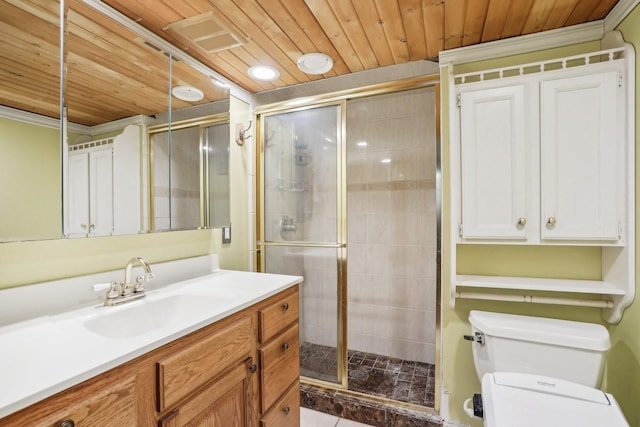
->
260;380;300;427
260;322;299;412
156;315;253;411
259;288;299;343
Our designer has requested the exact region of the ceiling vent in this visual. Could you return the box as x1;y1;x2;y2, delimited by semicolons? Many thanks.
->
166;11;249;54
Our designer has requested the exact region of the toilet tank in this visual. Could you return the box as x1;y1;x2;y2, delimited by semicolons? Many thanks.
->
468;311;610;388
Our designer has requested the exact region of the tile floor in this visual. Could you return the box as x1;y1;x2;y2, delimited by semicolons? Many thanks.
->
300;342;436;407
301;408;373;427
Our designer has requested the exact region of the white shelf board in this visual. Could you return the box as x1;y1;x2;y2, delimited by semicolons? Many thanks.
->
456;275;626;296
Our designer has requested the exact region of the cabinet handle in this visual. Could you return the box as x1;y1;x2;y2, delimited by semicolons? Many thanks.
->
282;342;289;351
282;302;289;311
80;223;87;229
517;217;526;226
547;217;557;226
283;406;290;415
57;421;75;427
249;364;257;373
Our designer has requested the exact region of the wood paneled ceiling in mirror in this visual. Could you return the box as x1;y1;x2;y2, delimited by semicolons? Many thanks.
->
0;0;229;127
102;0;621;94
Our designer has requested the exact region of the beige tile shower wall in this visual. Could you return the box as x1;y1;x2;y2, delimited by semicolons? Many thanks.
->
347;88;437;364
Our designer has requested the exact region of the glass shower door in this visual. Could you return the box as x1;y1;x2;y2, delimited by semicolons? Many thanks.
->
259;104;345;385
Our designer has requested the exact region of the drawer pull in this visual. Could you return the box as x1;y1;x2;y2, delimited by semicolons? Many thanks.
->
282;302;289;311
282;342;289;351
283;406;290;415
57;421;75;427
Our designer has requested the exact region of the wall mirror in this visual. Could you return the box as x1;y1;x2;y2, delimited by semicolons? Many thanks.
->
0;0;231;242
148;114;230;232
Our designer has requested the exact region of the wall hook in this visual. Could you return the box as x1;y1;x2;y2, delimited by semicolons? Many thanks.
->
236;120;252;146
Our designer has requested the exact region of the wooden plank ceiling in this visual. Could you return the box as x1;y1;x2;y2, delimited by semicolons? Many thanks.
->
1;0;620;127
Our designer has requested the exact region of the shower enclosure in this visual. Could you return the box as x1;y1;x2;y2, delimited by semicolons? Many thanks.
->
257;82;439;409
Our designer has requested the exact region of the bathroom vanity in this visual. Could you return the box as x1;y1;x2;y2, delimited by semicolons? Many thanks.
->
0;256;302;427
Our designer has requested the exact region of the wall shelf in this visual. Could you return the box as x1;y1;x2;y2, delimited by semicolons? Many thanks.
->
455;275;625;309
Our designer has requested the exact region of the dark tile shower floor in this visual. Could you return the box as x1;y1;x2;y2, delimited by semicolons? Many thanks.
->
300;342;436;407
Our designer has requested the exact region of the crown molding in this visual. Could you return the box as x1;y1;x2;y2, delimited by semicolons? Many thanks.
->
605;0;640;32
439;21;604;65
0;105;152;136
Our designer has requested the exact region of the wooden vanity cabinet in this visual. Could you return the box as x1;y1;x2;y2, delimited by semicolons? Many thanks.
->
258;287;300;427
0;285;300;427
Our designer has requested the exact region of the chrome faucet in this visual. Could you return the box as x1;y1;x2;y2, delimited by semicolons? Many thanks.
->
104;257;155;306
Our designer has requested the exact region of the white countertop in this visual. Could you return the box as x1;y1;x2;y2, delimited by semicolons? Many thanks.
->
0;263;302;419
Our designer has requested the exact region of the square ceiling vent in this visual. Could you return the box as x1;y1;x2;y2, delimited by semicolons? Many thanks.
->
166;11;249;53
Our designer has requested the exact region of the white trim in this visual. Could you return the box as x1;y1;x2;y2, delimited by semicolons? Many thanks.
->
604;0;640;32
439;21;604;65
80;0;254;105
0;105;61;130
0;104;151;136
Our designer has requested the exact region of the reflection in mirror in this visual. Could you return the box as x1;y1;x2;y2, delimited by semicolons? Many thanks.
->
148;114;230;232
0;0;61;242
0;0;231;242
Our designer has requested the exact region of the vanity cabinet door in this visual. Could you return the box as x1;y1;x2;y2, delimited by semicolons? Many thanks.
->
159;362;253;427
458;84;529;240
540;71;619;241
156;315;254;412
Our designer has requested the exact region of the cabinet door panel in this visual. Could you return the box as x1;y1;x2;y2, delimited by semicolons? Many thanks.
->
89;148;114;236
157;316;253;411
159;363;250;427
67;152;90;237
540;72;618;240
459;85;528;239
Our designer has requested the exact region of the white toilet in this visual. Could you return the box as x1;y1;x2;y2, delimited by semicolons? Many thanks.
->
465;310;629;427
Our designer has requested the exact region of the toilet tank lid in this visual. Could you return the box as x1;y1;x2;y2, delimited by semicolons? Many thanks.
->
469;311;610;351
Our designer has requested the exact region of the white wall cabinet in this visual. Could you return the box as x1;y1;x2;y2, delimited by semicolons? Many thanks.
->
66;124;141;237
448;32;635;323
67;147;113;237
540;71;619;241
458;69;623;244
459;84;529;240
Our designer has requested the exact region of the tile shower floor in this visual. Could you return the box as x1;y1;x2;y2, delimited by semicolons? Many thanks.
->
300;342;436;408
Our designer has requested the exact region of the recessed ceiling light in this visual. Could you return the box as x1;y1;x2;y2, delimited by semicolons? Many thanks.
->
248;65;280;81
172;85;204;102
297;53;333;75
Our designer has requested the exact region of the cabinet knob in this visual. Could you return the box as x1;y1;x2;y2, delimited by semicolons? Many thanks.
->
57;421;75;427
283;406;290;415
547;217;557;226
517;217;526;226
282;302;289;311
249;364;257;373
282;342;289;351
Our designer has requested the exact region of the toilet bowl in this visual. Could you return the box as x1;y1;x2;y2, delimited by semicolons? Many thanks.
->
465;310;629;427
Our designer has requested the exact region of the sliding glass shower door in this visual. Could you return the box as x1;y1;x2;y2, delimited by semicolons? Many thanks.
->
258;103;346;385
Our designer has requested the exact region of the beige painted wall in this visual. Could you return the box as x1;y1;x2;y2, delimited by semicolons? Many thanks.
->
0;118;60;241
0;96;251;289
439;38;630;425
608;6;640;427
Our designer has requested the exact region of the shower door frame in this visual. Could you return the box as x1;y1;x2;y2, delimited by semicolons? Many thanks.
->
256;99;349;389
255;76;442;412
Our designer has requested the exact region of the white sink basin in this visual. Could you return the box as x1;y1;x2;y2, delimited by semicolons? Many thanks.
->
83;294;232;338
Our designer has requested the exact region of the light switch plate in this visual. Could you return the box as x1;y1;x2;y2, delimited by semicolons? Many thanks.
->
222;226;231;244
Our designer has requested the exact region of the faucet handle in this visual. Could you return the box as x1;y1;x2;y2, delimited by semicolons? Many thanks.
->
134;273;154;293
106;282;120;299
